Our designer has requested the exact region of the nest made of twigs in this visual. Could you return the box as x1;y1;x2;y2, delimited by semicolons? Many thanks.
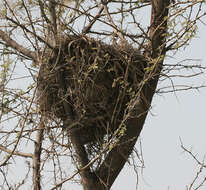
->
37;35;146;145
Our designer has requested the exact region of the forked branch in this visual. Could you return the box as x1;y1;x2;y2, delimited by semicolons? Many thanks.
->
91;0;171;189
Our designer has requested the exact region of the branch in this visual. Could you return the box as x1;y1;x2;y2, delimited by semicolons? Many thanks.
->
5;16;54;50
95;0;171;188
0;145;33;158
82;5;104;34
38;0;51;25
0;86;37;167
0;29;36;61
50;145;107;190
54;52;97;190
102;0;125;42
48;0;58;37
33;116;45;190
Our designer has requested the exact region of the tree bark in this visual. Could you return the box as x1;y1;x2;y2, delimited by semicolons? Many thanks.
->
33;116;45;190
0;29;36;61
83;0;171;189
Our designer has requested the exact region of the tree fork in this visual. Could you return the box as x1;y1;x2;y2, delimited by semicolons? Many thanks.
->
80;0;171;189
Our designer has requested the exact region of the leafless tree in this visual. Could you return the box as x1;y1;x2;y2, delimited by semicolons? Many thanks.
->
0;0;206;190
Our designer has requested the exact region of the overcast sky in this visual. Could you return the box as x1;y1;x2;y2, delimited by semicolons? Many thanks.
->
112;18;206;190
65;9;206;190
1;2;206;190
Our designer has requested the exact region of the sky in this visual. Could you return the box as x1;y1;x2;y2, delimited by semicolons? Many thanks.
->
61;6;206;190
112;18;206;190
1;2;206;190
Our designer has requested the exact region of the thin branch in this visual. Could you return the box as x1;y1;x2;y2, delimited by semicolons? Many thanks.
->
38;0;51;25
0;145;33;158
33;116;45;190
5;16;54;50
102;0;125;42
180;139;206;168
0;86;38;167
0;29;36;61
95;1;171;188
48;0;58;40
82;5;104;34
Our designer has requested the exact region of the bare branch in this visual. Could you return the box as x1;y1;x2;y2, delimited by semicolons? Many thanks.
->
0;29;36;61
33;116;45;190
0;145;33;158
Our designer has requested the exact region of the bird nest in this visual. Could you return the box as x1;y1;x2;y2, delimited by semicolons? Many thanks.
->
37;35;146;145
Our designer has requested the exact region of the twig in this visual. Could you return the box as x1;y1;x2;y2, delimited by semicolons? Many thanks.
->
0;29;36;61
82;5;104;34
0;145;33;158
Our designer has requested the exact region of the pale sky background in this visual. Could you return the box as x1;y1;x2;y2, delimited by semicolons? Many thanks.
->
112;17;206;190
64;6;206;190
1;2;206;190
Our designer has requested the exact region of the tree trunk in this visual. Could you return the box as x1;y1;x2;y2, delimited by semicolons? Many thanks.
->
79;0;171;189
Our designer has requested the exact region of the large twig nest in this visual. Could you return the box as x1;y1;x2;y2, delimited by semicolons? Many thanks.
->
37;35;146;145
